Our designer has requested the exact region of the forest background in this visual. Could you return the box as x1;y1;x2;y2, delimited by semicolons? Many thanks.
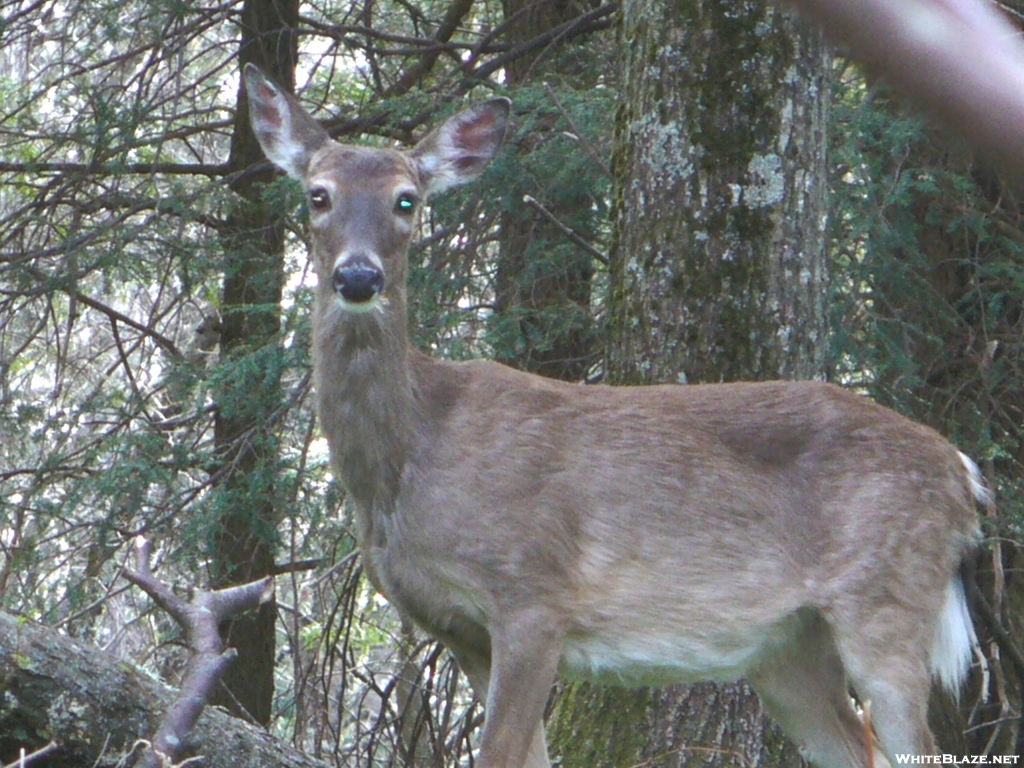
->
2;0;1024;765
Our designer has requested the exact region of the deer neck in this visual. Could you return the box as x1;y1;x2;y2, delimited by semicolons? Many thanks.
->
313;288;415;515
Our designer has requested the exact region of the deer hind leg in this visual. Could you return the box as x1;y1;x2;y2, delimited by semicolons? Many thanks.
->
827;586;948;765
834;630;937;763
850;674;934;763
748;609;887;768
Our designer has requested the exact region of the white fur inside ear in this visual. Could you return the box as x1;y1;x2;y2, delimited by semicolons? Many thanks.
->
251;94;306;179
416;155;452;197
420;163;462;197
264;131;307;179
244;66;327;180
416;129;474;196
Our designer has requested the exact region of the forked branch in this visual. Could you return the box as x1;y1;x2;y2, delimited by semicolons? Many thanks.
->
122;537;274;768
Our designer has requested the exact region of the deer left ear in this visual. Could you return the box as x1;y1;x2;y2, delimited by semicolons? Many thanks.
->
411;98;510;198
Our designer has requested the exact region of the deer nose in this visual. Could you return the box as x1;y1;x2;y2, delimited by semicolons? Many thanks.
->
332;264;384;303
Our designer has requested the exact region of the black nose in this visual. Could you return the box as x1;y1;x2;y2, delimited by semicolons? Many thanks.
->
332;265;384;303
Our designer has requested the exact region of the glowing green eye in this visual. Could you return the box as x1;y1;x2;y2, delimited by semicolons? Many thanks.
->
394;193;417;214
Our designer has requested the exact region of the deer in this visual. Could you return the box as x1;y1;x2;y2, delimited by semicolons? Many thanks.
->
243;63;985;768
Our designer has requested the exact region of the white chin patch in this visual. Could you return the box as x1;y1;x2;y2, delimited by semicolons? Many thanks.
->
335;293;383;314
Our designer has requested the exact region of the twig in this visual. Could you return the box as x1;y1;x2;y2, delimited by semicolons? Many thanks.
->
23;264;181;358
522;194;608;265
967;577;1024;685
542;82;612;178
466;5;617;86
862;699;875;768
3;740;59;767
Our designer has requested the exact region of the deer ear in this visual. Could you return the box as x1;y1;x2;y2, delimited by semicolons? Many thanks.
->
243;64;330;179
411;98;510;197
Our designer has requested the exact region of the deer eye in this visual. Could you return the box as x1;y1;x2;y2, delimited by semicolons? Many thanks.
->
309;187;331;212
394;192;418;216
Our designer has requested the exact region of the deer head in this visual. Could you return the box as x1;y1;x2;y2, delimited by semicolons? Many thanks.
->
244;64;508;330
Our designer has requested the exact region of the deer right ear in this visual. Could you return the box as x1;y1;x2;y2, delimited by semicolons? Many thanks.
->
243;64;330;179
411;98;511;198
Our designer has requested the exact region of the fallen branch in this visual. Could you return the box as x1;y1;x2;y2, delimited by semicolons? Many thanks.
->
121;537;275;768
0;609;327;767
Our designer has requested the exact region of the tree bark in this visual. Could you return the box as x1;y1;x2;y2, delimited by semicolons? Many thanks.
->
0;611;327;768
548;0;830;765
605;0;830;386
208;0;299;724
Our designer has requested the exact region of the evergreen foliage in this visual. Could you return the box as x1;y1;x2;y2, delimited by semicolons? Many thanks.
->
831;66;1024;533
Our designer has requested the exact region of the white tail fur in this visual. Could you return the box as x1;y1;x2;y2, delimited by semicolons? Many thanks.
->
930;574;977;695
929;452;986;695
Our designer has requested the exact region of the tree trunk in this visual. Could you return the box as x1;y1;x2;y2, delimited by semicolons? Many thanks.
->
0;611;327;768
605;0;830;386
548;0;830;765
208;0;298;724
492;0;602;381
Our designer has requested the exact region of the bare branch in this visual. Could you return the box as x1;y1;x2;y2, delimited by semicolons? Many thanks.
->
466;4;617;84
542;83;613;179
383;0;476;98
142;650;238;768
522;194;608;265
3;740;59;767
123;537;275;768
0;161;230;176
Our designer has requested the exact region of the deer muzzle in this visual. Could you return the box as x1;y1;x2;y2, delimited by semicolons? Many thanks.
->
332;262;384;305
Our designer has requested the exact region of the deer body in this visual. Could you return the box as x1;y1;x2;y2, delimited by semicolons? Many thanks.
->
245;65;983;768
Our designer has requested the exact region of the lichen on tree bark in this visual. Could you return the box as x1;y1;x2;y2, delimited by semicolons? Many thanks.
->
606;0;830;387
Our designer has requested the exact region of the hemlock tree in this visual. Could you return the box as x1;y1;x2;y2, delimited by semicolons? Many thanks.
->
207;0;299;724
548;1;830;766
490;0;612;381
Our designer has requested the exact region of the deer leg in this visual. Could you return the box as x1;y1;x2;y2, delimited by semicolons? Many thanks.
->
475;610;563;768
831;608;939;761
523;723;553;768
449;643;492;706
749;611;886;768
843;660;936;762
449;634;553;768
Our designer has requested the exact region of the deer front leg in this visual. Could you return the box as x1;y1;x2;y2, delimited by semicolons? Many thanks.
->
476;610;564;768
524;723;553;768
451;640;552;768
